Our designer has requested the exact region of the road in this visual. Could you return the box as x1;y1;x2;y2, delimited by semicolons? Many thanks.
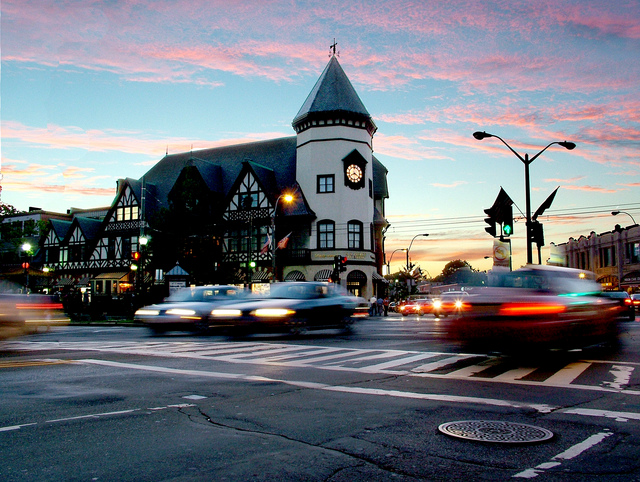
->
1;313;639;481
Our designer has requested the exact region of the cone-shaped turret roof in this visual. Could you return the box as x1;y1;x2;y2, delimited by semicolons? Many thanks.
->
292;56;375;134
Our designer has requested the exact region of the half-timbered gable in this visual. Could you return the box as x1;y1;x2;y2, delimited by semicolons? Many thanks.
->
42;219;72;266
223;162;274;264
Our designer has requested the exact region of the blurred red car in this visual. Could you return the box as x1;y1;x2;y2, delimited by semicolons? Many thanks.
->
443;265;620;350
399;298;431;316
431;291;470;318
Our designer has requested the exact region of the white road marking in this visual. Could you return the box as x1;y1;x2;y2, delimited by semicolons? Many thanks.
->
602;365;634;390
513;431;613;478
76;358;558;413
544;362;592;385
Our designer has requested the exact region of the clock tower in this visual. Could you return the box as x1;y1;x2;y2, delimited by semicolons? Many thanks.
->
292;53;380;290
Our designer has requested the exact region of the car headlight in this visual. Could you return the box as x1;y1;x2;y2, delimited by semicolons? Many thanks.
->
211;309;242;317
166;309;197;316
135;309;160;316
252;308;296;317
433;300;442;309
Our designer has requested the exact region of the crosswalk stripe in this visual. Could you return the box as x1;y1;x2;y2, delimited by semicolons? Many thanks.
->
412;355;477;373
545;362;592;385
360;353;440;371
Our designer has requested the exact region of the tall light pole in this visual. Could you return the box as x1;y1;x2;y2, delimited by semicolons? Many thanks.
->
473;132;575;264
406;233;429;271
386;248;407;274
271;192;294;281
612;211;637;225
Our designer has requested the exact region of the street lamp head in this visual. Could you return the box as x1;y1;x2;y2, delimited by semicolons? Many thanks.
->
21;242;32;252
612;211;621;216
473;131;493;140
558;141;576;150
283;194;294;203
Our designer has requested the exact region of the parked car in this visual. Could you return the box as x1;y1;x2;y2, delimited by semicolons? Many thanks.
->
431;291;470;318
601;291;635;321
134;285;247;334
632;294;640;312
210;282;369;335
442;265;620;350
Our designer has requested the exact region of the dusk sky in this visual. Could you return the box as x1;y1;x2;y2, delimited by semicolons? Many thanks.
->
2;0;639;277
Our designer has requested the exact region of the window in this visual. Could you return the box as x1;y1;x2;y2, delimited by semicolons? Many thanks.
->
627;242;640;263
318;221;335;249
116;206;139;222
317;175;334;193
348;221;363;249
369;179;373;198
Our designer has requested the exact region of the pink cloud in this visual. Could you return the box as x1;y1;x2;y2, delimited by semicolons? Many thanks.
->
1;121;290;158
561;185;619;193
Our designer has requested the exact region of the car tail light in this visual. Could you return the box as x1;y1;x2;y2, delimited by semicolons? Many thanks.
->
498;303;567;316
624;298;632;306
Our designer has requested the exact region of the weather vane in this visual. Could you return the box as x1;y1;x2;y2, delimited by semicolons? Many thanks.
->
329;39;340;58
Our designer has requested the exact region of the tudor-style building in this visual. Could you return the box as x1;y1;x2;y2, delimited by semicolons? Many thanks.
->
38;54;389;301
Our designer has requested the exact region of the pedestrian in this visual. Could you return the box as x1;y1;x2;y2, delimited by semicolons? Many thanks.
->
370;295;377;316
377;297;383;316
383;297;389;316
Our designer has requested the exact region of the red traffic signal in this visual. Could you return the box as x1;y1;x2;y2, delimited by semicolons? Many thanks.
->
339;256;348;272
22;262;30;269
132;251;141;261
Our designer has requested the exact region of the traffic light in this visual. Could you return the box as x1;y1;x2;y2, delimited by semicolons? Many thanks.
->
501;205;514;237
484;207;497;237
339;256;348;272
131;251;141;271
530;221;544;246
333;255;340;271
484;188;514;239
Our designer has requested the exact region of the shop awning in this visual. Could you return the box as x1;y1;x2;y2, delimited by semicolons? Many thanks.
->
372;272;388;283
251;270;272;282
284;270;306;282
77;276;92;286
93;272;129;280
314;269;332;281
55;278;75;287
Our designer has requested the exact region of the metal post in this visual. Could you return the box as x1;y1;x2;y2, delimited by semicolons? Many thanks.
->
524;154;532;265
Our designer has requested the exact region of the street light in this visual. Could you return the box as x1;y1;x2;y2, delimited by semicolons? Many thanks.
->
386;248;407;274
473;131;575;264
271;192;295;281
611;211;637;225
406;233;429;271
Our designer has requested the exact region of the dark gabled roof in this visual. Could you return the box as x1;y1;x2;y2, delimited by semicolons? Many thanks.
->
141;137;298;210
49;219;73;241
292;56;372;126
74;217;103;241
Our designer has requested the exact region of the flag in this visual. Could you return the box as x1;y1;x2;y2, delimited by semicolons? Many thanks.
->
260;234;271;254
277;232;291;250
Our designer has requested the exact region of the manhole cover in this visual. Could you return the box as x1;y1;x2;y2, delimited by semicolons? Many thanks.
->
438;420;554;444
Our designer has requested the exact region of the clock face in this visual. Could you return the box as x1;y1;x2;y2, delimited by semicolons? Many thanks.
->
346;164;363;183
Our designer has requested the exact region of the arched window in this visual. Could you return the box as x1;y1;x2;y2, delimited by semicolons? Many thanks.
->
348;221;363;250
317;220;335;249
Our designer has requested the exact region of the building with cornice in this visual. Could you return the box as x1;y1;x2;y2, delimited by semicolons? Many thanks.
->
36;55;389;303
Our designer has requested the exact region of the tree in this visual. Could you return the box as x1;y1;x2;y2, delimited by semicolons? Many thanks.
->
441;260;472;278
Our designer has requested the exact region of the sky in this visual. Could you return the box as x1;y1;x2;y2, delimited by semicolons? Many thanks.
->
2;0;640;278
